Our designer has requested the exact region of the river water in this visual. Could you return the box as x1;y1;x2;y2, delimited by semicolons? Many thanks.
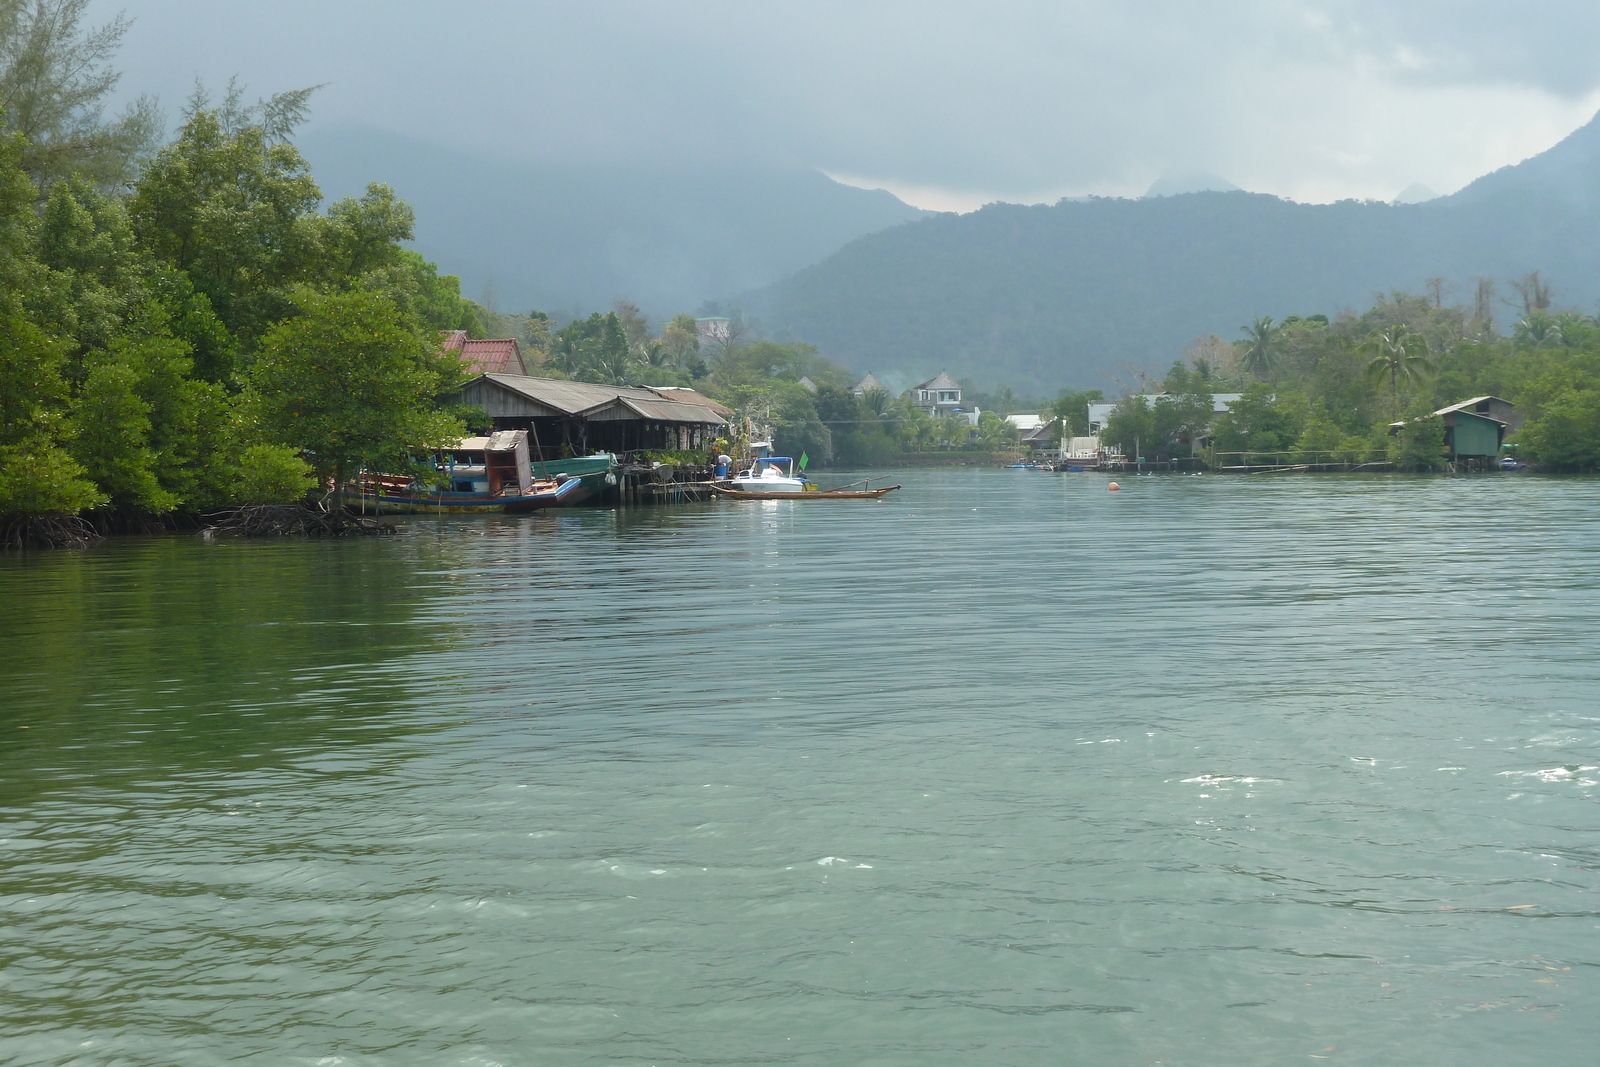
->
2;469;1598;1066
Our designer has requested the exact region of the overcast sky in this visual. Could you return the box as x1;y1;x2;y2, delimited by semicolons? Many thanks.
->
98;1;1600;211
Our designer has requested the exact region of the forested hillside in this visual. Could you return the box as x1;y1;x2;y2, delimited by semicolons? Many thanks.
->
744;112;1600;393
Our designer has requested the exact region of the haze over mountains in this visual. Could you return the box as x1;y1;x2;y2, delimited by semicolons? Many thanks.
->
304;111;1600;394
300;127;927;320
743;111;1600;392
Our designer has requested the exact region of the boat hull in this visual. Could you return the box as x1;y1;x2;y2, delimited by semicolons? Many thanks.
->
529;455;618;505
710;485;901;500
354;477;582;514
727;478;805;493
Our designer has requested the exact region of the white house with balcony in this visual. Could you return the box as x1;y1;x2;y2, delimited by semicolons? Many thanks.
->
912;372;968;414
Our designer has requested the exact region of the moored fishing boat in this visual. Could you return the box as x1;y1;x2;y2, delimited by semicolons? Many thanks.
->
528;453;618;504
728;456;807;493
353;431;587;514
359;478;583;514
712;459;901;500
709;483;901;500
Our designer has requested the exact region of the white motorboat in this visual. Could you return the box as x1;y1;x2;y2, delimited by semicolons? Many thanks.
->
728;456;807;493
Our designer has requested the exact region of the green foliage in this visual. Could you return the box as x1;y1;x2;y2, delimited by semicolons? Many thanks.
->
1209;384;1306;457
1291;409;1346;453
0;0;162;191
813;383;897;466
1515;355;1600;471
659;312;700;365
0;126;103;517
1364;323;1434;421
0;44;516;531
243;288;466;501
393;249;483;335
70;341;180;513
232;443;313;504
550;311;634;384
1512;310;1563;350
0;308;101;515
0;437;101;515
1049;388;1103;436
1393;412;1447;472
973;408;1019;451
1102;387;1213;460
35;175;141;357
128;109;323;346
769;385;831;464
1239;316;1280;380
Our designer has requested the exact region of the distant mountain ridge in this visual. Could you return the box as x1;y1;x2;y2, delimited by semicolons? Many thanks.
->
742;112;1600;392
298;126;929;320
1438;112;1600;212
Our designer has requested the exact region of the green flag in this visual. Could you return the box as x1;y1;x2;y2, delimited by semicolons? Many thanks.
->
799;452;809;471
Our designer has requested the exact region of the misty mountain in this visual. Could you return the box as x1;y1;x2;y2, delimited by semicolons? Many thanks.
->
1145;172;1241;197
298;126;927;320
742;113;1600;394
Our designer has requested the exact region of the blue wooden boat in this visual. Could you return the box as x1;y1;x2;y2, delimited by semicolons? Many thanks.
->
352;431;588;514
359;475;583;515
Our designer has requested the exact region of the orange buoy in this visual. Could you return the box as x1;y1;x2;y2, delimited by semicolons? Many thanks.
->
1107;482;1121;491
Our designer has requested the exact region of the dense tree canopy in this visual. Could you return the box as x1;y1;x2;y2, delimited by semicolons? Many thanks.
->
0;10;482;540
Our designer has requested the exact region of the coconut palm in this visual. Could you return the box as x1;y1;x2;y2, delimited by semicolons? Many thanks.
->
861;387;892;418
1513;311;1563;349
1239;316;1280;380
1363;324;1433;420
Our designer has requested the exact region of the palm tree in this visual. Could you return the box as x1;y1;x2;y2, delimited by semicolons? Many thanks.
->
1363;324;1433;420
1239;316;1280;380
861;388;892;418
1513;311;1563;349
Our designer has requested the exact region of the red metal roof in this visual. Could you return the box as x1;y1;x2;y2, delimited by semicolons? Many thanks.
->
446;337;526;376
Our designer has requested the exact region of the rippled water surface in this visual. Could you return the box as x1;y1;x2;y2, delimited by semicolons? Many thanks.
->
3;470;1599;1066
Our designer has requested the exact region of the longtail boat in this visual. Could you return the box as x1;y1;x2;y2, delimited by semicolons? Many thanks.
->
710;469;901;500
709;484;900;499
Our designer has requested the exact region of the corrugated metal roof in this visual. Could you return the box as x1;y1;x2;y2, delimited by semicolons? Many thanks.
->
642;386;734;417
1434;395;1511;416
455;339;526;376
611;395;728;425
476;374;726;424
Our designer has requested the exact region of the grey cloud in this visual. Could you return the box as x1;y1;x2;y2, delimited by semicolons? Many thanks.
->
99;1;1600;202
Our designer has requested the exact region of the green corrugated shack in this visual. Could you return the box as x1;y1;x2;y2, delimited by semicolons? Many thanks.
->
1388;397;1516;463
1436;396;1515;459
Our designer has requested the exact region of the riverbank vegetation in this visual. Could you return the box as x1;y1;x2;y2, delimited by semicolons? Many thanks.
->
1;5;482;544
1096;281;1600;472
